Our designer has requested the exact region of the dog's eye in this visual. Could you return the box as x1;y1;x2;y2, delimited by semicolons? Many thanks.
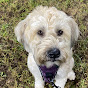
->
57;30;63;36
37;30;44;36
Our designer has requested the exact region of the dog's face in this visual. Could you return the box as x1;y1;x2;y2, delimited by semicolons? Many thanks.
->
15;6;79;67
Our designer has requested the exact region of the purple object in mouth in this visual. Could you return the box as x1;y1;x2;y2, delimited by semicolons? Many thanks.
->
39;64;59;83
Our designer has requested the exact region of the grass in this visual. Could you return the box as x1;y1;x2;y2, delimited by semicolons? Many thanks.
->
0;0;88;88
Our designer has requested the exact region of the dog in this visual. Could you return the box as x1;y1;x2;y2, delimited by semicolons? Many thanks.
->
15;6;79;88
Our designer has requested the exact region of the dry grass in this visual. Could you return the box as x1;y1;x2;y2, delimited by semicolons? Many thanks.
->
0;0;88;88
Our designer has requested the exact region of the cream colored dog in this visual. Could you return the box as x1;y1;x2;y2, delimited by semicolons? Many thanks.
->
15;6;79;88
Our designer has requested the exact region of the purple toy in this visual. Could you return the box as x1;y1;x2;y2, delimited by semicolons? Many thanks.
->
39;64;59;83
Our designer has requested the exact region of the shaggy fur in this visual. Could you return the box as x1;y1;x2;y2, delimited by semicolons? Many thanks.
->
15;6;79;88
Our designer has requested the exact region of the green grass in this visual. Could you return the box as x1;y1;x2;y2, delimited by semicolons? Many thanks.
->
0;0;88;88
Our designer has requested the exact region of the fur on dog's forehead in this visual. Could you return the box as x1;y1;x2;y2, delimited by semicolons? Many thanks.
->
29;6;69;27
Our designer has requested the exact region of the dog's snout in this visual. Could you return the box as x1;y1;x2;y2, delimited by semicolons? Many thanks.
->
47;48;60;60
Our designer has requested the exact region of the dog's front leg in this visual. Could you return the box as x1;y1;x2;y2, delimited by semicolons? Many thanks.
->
27;53;44;88
55;77;67;88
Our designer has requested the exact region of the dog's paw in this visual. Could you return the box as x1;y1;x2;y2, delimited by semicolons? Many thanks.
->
35;85;44;88
68;71;75;80
35;81;44;88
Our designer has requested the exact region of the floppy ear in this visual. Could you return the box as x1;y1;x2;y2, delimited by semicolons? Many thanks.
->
14;16;30;52
68;17;79;47
14;18;28;43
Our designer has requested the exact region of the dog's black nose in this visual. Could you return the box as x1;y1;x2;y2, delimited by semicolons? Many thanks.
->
47;48;60;60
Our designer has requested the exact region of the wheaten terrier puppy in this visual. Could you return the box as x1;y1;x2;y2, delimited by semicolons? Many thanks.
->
15;6;79;88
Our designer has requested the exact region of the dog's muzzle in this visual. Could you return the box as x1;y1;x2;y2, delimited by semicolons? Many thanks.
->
46;48;60;62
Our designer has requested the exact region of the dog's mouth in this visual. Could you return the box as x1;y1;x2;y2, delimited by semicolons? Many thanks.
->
38;55;64;68
38;58;61;68
46;57;61;62
45;60;61;68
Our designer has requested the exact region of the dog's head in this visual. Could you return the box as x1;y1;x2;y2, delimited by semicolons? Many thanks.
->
15;6;79;67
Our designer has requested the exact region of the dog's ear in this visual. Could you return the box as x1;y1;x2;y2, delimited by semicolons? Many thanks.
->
14;16;31;52
68;17;79;47
14;18;28;43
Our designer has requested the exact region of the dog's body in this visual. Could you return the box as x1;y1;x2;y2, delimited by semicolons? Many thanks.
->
15;6;79;88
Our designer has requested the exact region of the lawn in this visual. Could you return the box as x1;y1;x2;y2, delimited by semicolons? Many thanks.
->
0;0;88;88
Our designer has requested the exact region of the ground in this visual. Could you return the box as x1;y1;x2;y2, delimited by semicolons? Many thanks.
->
0;0;88;88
